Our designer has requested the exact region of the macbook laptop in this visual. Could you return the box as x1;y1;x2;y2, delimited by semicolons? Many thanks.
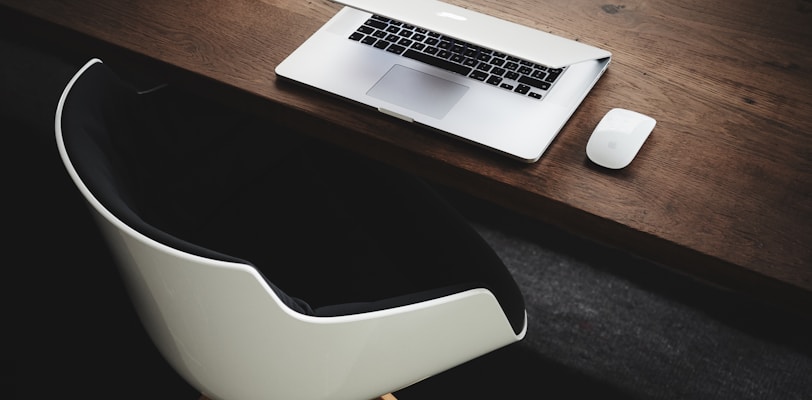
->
275;0;611;162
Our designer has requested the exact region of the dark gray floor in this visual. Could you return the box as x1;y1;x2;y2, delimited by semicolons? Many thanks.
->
5;28;811;400
394;192;812;399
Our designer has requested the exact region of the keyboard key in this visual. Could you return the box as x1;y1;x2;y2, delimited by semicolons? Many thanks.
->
365;19;387;30
357;25;375;35
387;44;406;54
403;49;472;75
519;75;551;90
545;68;563;82
515;84;531;94
469;70;489;81
531;70;547;79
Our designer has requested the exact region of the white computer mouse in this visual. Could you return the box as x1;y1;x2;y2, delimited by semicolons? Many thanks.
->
586;108;656;169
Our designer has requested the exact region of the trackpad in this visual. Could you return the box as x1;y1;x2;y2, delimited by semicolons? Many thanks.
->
367;64;469;119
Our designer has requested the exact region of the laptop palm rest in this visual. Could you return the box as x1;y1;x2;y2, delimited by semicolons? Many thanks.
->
367;64;469;120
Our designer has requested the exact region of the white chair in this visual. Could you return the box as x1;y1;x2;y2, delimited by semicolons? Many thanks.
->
55;58;526;400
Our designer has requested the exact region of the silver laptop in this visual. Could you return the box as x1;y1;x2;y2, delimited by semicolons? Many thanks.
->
276;0;611;162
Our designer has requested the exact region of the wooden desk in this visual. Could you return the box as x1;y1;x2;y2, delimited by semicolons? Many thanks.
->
2;0;810;316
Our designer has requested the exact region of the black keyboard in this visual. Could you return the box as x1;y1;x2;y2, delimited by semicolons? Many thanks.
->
349;15;566;100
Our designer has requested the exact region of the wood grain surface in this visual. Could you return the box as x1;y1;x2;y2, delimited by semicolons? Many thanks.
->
2;0;810;316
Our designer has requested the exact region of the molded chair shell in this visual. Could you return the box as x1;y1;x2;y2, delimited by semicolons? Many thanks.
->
56;58;526;400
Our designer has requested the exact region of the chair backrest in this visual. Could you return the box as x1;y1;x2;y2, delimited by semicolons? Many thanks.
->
56;58;525;400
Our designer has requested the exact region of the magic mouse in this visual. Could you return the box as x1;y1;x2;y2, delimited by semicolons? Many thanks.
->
586;108;656;169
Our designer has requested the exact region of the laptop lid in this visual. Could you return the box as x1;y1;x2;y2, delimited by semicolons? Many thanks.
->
276;3;611;162
333;0;611;68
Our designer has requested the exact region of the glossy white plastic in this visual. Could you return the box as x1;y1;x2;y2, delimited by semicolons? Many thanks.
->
586;108;656;169
56;59;526;400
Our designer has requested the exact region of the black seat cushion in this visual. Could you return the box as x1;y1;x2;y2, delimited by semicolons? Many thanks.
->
60;61;526;333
